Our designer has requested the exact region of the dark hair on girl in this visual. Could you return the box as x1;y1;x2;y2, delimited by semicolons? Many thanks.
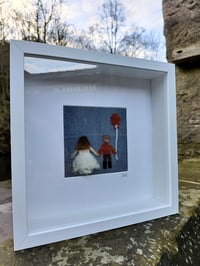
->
76;136;90;150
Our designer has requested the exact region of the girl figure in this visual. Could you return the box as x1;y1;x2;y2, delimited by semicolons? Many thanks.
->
71;136;100;175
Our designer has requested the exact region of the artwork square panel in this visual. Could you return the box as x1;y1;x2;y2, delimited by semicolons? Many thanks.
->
63;106;127;177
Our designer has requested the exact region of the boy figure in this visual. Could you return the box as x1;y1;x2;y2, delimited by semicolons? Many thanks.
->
98;135;116;169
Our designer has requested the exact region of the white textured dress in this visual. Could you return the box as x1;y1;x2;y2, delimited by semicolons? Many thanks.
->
72;148;100;175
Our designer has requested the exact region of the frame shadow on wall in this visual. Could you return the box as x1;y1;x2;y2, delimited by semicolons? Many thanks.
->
63;106;128;177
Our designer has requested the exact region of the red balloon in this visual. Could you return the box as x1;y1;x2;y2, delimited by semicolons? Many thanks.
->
111;113;121;126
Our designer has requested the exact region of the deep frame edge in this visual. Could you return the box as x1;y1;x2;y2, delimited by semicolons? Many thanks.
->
11;40;173;72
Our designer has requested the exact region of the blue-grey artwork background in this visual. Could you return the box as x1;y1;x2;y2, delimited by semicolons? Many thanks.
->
63;106;128;177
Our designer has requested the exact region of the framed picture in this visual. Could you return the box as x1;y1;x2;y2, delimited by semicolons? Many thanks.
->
10;40;178;250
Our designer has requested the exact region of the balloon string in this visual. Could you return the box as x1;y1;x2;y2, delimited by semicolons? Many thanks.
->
115;127;118;160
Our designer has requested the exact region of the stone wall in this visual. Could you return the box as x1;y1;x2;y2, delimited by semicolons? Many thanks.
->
0;43;10;155
0;42;10;179
163;0;200;160
176;63;200;159
163;0;200;63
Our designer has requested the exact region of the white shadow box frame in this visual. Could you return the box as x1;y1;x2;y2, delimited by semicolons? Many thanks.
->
10;40;178;251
